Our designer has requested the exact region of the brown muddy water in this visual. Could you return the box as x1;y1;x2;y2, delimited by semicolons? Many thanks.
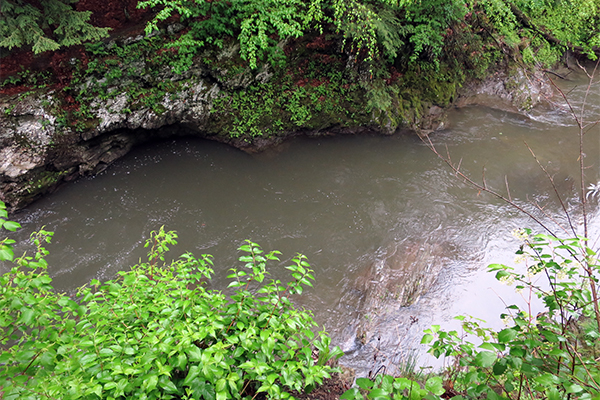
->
4;71;600;376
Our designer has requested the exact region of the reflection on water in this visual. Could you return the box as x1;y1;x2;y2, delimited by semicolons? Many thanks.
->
3;71;600;375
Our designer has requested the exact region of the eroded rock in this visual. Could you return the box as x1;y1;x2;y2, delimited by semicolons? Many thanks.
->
0;38;555;213
456;68;553;112
338;237;453;355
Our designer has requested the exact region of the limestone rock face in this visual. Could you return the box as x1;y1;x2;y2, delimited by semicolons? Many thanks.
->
0;63;225;210
456;68;553;112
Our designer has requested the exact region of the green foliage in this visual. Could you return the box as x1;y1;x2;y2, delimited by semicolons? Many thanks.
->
209;60;370;138
467;0;600;66
342;230;600;400
0;0;110;54
138;0;308;70
0;201;21;261
514;0;600;60
341;374;445;400
0;228;342;399
330;0;404;65
421;230;600;399
403;0;467;66
136;0;470;72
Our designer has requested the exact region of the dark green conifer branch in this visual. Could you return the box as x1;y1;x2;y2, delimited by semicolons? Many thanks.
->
0;0;110;54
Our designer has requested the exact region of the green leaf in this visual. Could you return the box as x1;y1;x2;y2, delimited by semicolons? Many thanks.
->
88;384;103;397
0;352;12;365
177;352;187;369
547;388;561;400
3;221;21;231
534;373;559;387
473;351;496;368
479;342;498;351
15;350;36;364
495;270;510;280
486;390;503;400
498;328;517;343
145;374;158;391
548;348;569;357
160;378;179;393
421;334;434;344
99;348;115;357
509;347;525;357
356;378;374;389
488;263;508;271
367;388;391;399
19;308;35;325
80;353;97;367
216;378;227;392
492;359;507;376
188;346;202;362
123;273;136;286
0;245;14;261
217;390;228;400
540;330;560;343
566;384;583;394
425;376;444;395
341;388;363;400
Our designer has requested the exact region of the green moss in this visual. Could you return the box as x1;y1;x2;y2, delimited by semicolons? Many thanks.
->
23;170;69;196
10;18;490;144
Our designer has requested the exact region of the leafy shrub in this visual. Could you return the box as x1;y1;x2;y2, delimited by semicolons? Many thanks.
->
0;219;341;399
341;229;600;399
0;201;20;260
138;0;307;71
340;374;445;400
421;231;600;399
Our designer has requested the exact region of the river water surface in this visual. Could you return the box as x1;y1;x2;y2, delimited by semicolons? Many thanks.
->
4;71;600;375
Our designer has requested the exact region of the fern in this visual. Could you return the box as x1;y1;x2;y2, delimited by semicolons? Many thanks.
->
0;0;110;54
139;0;308;69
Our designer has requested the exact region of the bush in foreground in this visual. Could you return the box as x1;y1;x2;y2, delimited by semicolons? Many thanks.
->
342;230;600;400
0;207;341;399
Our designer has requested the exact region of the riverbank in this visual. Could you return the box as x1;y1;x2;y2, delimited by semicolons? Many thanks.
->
0;11;556;213
3;64;599;399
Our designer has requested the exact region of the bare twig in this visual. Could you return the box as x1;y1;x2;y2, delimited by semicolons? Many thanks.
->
482;166;487;189
542;69;568;80
524;142;577;236
583;120;600;136
529;197;570;237
540;63;600;332
424;136;557;236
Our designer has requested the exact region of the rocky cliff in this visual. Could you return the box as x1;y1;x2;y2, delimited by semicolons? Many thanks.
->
0;25;554;212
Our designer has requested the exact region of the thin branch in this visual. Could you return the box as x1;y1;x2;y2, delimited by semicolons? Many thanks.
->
583;120;600;136
542;69;568;80
577;59;593;79
524;142;577;236
564;342;600;391
529;197;570;236
425;136;557;236
547;77;582;129
547;64;600;333
505;176;512;202
482;166;487;189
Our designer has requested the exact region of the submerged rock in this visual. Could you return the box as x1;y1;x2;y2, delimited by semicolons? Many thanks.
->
337;237;453;352
335;234;463;377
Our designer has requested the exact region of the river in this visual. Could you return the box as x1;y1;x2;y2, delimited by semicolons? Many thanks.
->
3;69;600;376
